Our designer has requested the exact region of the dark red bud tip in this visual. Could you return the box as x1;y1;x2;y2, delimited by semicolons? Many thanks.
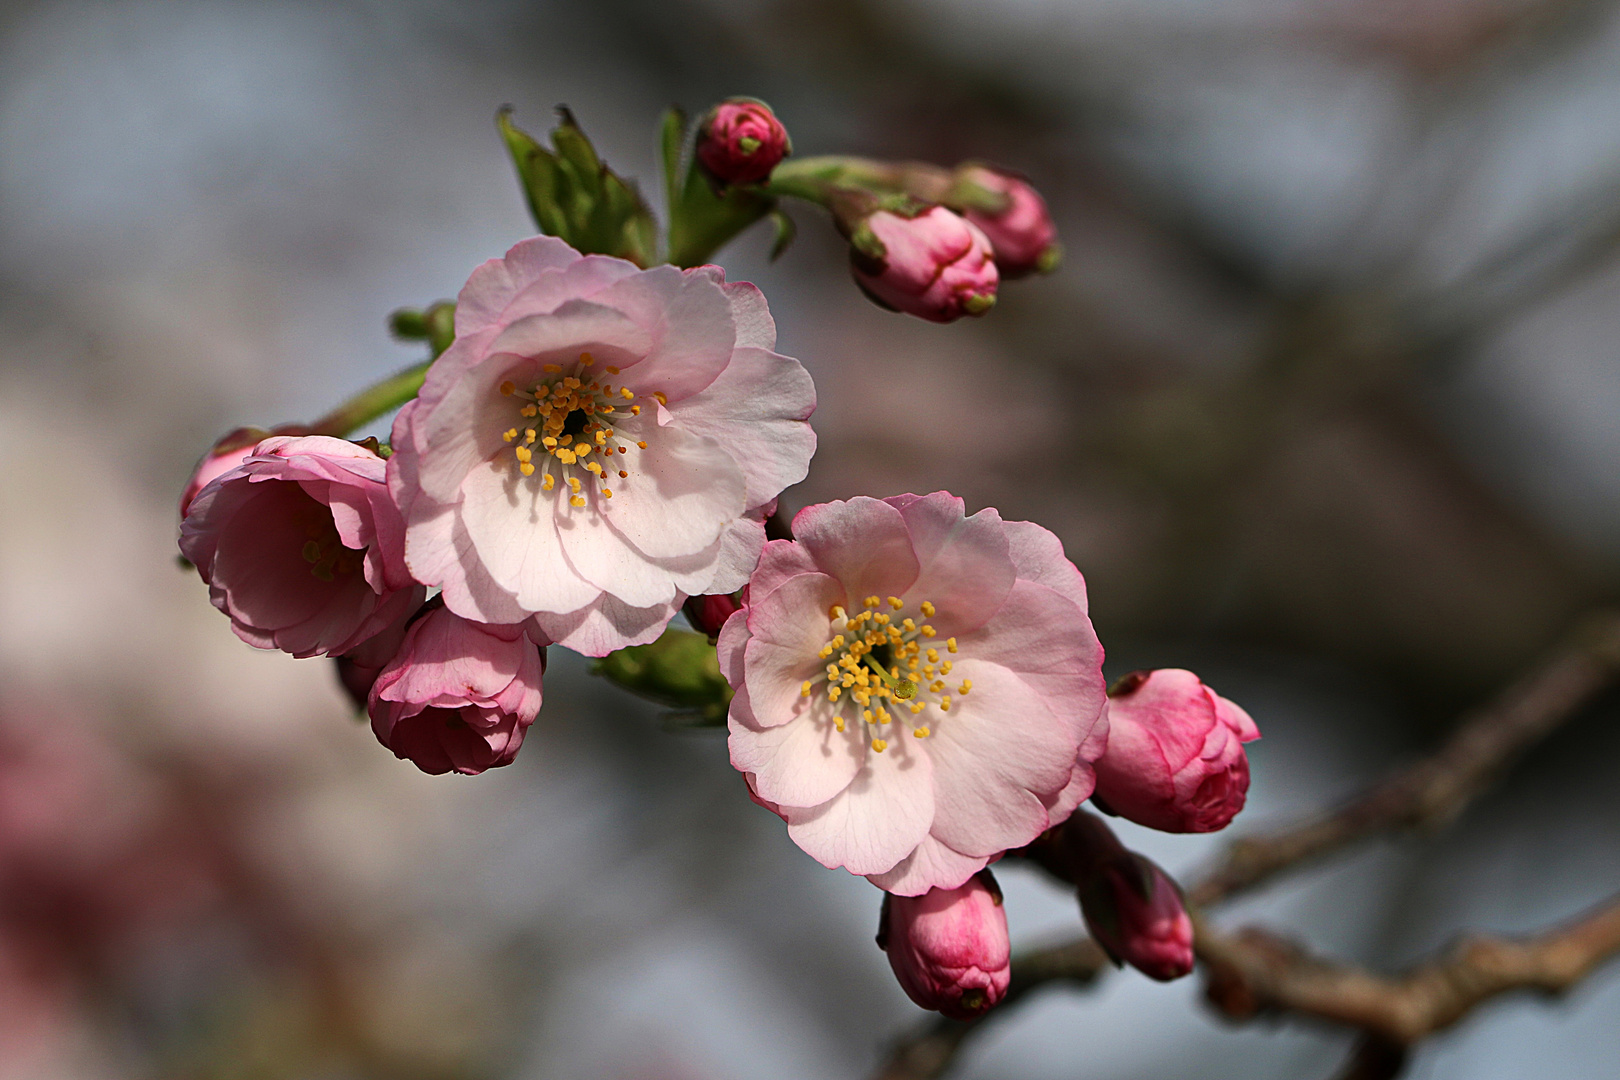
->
697;98;790;186
684;592;743;640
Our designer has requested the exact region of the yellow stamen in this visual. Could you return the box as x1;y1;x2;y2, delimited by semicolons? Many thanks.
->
499;381;516;396
570;495;586;507
871;738;887;753
920;601;935;617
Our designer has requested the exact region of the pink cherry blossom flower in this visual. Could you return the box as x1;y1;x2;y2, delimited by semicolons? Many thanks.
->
956;166;1060;279
179;435;425;658
1064;812;1195;981
389;237;816;657
851;208;998;323
180;423;314;518
723;492;1109;895
697;99;790;186
1093;669;1260;833
879;871;1011;1019
367;606;545;776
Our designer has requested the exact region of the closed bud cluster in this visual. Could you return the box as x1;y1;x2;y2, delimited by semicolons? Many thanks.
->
697;98;791;186
849;207;999;323
879;871;1010;1020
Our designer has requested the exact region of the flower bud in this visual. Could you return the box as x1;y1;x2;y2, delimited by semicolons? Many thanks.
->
952;165;1060;278
877;871;1011;1020
849;207;999;323
367;608;545;775
180;427;267;519
1060;811;1193;981
696;98;790;186
1093;669;1260;833
682;592;742;641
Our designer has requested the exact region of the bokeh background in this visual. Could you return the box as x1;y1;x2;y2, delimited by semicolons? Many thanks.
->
2;0;1619;1077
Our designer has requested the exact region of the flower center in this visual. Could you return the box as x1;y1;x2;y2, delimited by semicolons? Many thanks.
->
497;352;661;508
799;595;972;753
299;517;362;583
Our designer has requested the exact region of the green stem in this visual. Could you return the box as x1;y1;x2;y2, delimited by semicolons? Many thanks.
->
308;360;432;438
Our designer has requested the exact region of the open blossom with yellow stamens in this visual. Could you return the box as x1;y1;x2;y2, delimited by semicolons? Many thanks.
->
722;492;1109;896
388;236;816;656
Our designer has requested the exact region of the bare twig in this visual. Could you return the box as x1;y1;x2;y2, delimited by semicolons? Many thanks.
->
867;611;1620;1080
1190;610;1620;907
1197;892;1620;1044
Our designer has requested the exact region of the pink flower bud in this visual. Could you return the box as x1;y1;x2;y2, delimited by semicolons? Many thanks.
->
878;872;1011;1020
180;427;267;519
179;435;424;658
697;99;790;185
683;592;742;640
1078;848;1195;982
1093;669;1260;833
955;166;1060;278
850;207;998;323
367;607;544;776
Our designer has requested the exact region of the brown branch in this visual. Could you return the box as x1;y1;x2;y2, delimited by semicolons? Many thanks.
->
1197;891;1620;1045
1190;609;1620;908
866;610;1620;1080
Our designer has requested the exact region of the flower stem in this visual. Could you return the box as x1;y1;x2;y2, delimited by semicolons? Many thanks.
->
308;360;432;438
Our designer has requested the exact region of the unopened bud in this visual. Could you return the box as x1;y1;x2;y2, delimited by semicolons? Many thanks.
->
696;98;791;186
1063;812;1194;981
179;423;311;518
950;165;1061;279
850;206;998;323
683;592;742;641
1095;669;1260;833
878;871;1011;1020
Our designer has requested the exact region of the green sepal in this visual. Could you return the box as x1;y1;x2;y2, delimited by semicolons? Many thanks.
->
497;106;658;267
591;627;732;727
659;106;686;216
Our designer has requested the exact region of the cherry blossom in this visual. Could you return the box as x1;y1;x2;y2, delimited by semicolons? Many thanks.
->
179;435;424;658
723;493;1108;895
389;236;816;656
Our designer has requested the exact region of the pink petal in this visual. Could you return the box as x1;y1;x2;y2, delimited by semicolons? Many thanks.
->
528;593;681;657
889;493;1015;637
742;573;844;729
457;457;603;615
866;835;988;896
793;497;920;603
782;735;936;877
667;346;815;508
598;266;736;402
595;419;747;560
453;236;597;336
728;706;866;809
1002;518;1088;613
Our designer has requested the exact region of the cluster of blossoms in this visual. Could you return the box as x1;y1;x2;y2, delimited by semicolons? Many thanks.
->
179;97;1257;1022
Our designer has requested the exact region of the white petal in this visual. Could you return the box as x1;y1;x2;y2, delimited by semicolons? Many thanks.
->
783;735;935;877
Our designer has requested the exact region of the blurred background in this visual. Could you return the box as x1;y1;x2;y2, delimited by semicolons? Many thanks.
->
1;0;1619;1076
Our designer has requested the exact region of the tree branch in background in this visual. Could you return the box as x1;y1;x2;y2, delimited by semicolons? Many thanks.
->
1190;609;1620;907
1199;892;1620;1045
868;610;1620;1080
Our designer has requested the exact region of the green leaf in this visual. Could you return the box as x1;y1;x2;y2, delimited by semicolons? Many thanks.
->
591;628;732;726
768;208;796;262
659;106;686;219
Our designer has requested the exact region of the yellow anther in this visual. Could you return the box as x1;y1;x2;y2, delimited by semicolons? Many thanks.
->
563;376;580;389
543;364;561;373
910;703;925;715
601;488;613;498
653;391;667;405
871;738;887;753
575;443;592;456
630;405;641;415
940;696;951;711
618;470;628;478
571;495;586;507
542;436;558;448
636;440;648;449
920;601;936;617
931;681;946;693
568;477;581;492
801;681;813;698
514;446;532;463
524;428;536;442
521;404;538;417
926;649;939;663
556;450;577;465
606;365;620;374
959;679;972;694
520;462;535;476
499;380;516;396
579;352;594;366
503;428;518;442
542;474;555;491
864;596;880;608
595;430;607;444
941;661;953;675
901;618;916;631
921;626;936;638
835;716;846;732
862;709;873;723
587;462;603;475
820;645;834;659
620;387;634;400
558;433;573;445
946;638;958;653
